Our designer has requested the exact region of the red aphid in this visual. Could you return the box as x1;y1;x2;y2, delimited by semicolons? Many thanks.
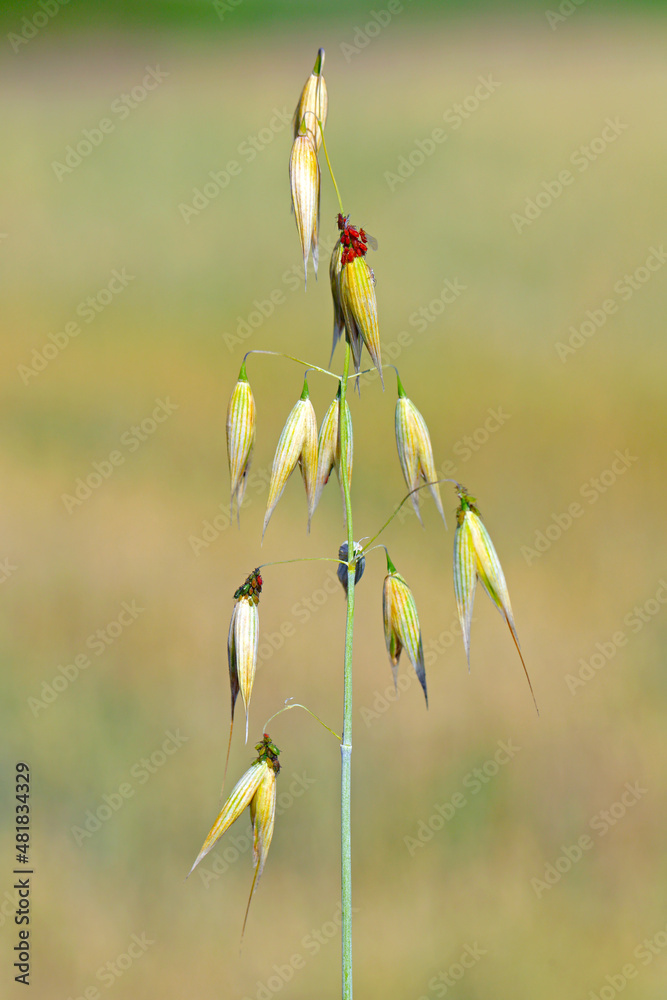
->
336;213;377;266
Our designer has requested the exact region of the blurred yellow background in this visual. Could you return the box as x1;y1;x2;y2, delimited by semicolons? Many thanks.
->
2;2;667;997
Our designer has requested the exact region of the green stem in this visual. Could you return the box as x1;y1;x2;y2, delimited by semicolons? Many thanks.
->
258;556;346;570
339;341;354;1000
243;349;339;381
318;120;344;217
262;702;342;743
361;478;461;553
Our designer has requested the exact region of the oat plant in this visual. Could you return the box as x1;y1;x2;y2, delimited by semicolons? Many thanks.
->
188;48;538;997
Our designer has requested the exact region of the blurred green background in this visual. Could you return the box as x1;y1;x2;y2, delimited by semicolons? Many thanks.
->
2;1;666;997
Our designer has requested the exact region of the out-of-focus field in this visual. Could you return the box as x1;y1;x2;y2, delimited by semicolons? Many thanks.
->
1;7;667;999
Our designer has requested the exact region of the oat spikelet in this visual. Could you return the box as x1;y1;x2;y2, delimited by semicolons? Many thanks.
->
226;361;256;519
290;132;320;285
382;551;427;705
395;373;446;526
340;255;383;387
313;384;353;516
188;734;281;939
453;488;538;714
188;760;266;877
329;241;347;366
293;48;328;150
263;377;318;539
225;568;262;762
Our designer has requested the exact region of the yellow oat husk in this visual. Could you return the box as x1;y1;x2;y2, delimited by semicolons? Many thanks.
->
394;374;446;527
329;240;347;364
243;754;277;938
289;131;320;285
222;570;263;790
453;512;476;667
293;48;328;150
340;254;383;387
339;393;353;495
226;361;256;519
453;489;538;714
262;377;318;539
228;594;259;742
249;762;276;880
382;552;427;705
188;759;265;877
330;241;364;383
188;735;281;937
313;384;353;514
